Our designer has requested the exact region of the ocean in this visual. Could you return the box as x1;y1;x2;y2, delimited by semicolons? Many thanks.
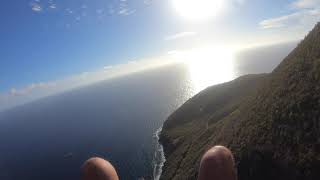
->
0;64;195;180
0;43;295;180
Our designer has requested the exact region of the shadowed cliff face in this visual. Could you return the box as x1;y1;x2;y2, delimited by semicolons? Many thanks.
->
160;23;320;180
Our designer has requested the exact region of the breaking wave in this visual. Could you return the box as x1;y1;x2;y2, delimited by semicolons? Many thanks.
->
152;127;166;180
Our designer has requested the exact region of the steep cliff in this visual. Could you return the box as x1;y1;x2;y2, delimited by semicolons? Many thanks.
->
160;23;320;180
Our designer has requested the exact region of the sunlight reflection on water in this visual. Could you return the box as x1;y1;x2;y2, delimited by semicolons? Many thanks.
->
170;47;236;92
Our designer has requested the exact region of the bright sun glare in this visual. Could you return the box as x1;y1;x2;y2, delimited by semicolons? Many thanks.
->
172;0;224;21
171;47;235;92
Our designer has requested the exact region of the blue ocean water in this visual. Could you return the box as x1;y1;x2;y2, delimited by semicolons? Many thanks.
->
0;64;195;180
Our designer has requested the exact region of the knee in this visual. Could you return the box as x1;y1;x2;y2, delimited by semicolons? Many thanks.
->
82;157;119;180
198;146;237;180
201;146;235;166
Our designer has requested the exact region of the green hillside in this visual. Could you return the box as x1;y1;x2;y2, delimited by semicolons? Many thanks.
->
160;23;320;180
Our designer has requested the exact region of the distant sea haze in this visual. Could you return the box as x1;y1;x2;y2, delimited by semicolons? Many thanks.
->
0;42;295;180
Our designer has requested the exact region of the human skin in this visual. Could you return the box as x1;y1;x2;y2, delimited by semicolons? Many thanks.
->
197;146;237;180
82;157;119;180
82;146;236;180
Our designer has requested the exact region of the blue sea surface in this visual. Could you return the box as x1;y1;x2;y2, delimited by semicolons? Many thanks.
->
0;64;194;180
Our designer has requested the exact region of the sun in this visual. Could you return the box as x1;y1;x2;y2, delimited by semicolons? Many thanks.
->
172;0;224;21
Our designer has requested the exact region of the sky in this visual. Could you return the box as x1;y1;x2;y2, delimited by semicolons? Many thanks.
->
0;0;320;111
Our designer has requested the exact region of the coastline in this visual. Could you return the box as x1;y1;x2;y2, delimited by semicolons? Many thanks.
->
152;127;166;180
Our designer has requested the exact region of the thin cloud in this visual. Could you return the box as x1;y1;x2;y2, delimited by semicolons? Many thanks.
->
118;2;136;16
49;4;57;9
165;32;197;41
259;0;320;30
118;8;136;15
29;0;141;19
10;82;56;97
103;65;113;70
31;2;42;12
291;0;320;9
259;12;301;29
259;9;320;29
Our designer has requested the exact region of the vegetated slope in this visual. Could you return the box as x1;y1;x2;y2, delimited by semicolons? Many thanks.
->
160;23;320;180
159;74;269;179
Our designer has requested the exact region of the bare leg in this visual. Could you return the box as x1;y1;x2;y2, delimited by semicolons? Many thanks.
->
82;157;119;180
198;146;237;180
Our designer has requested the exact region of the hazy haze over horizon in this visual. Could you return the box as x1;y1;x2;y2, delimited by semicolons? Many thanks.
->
0;41;297;112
